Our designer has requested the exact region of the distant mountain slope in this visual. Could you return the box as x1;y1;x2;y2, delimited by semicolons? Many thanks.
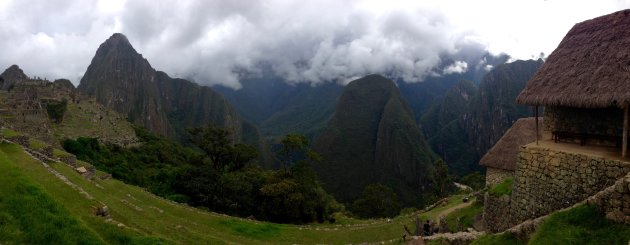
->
216;79;343;140
420;80;479;176
463;59;543;157
214;53;508;141
78;33;262;147
313;74;438;205
419;59;543;176
260;82;343;140
398;53;509;120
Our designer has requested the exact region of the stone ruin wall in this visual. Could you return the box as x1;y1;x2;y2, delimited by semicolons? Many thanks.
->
485;167;513;187
484;144;630;232
483;193;513;232
483;168;515;232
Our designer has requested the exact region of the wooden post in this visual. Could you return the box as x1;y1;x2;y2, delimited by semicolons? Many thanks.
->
535;105;539;145
623;106;628;157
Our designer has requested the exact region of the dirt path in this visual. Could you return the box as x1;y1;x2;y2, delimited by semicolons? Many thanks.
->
436;199;474;224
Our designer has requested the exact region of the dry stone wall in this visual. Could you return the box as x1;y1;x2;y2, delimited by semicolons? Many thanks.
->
485;168;513;187
511;145;630;223
586;172;630;224
483;193;512;232
483;144;630;232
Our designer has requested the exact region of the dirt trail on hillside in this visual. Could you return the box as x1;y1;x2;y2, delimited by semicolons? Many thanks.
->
437;199;474;224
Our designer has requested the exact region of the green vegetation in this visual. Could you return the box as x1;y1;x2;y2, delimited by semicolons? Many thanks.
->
0;143;165;244
472;204;630;245
46;98;68;124
459;172;486;190
352;183;401;218
313;75;442;208
528;204;630;245
53;148;71;157
489;178;514;197
444;201;483;232
219;219;283;240
471;233;524;245
1;128;20;137
420;80;481;177
63;129;199;201
0;148;104;244
64;126;339;224
1;139;477;244
51;99;137;144
427;239;450;245
28;138;48;150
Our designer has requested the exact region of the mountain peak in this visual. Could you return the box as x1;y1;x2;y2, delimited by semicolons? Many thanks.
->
346;74;396;92
2;64;27;78
0;64;29;90
314;74;437;205
93;33;139;59
105;33;131;47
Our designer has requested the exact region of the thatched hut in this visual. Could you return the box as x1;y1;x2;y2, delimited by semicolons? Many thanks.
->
516;9;630;156
480;117;541;186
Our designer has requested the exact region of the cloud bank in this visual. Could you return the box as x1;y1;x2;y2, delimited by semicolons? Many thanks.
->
0;0;628;88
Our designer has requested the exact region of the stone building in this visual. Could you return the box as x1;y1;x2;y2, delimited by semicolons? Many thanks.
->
483;9;630;232
479;117;541;187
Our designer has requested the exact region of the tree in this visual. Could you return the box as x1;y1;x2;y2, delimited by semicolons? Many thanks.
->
188;124;257;172
277;134;320;170
351;183;401;218
256;134;340;223
46;98;68;124
459;171;485;190
432;159;454;196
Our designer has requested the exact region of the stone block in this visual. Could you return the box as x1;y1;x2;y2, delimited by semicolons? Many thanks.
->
616;182;627;193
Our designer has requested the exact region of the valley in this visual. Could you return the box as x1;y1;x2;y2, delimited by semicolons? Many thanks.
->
0;2;629;244
0;138;477;244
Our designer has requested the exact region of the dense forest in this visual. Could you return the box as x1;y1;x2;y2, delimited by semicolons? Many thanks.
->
64;126;342;223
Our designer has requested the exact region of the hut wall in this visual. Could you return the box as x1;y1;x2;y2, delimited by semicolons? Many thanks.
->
544;106;623;145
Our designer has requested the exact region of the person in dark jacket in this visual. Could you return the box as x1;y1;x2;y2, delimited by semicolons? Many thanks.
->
423;220;431;236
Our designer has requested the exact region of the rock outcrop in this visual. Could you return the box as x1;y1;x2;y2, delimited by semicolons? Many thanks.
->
313;74;438;205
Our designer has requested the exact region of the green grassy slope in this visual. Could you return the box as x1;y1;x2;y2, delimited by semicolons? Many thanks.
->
473;204;630;245
528;205;630;245
0;142;473;244
0;148;105;244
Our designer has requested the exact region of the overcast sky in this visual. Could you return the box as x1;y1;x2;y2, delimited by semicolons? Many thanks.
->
0;0;628;88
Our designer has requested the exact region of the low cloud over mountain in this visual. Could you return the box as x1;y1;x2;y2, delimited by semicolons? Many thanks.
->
0;0;627;88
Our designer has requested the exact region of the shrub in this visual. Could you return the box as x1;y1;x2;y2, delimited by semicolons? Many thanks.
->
46;99;68;124
351;183;401;218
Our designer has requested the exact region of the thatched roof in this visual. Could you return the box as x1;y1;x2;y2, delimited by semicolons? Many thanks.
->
516;9;630;108
480;117;542;171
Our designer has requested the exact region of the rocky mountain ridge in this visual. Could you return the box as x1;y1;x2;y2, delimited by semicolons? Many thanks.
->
78;33;262;148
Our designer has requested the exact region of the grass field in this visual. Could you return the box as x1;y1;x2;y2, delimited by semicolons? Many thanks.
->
0;142;471;244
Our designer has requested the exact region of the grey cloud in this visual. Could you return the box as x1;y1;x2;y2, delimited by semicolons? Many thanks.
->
0;0;495;88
